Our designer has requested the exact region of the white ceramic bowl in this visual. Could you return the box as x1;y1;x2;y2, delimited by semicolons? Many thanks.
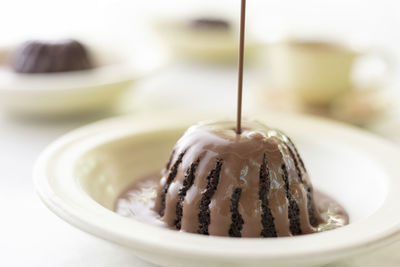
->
0;44;163;117
34;112;400;267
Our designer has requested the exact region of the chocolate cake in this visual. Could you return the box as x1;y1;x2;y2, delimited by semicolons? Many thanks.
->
154;120;321;237
190;18;231;31
117;1;349;237
12;39;93;73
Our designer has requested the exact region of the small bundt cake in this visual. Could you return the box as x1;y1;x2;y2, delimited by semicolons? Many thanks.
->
12;39;93;73
190;18;231;31
154;120;321;237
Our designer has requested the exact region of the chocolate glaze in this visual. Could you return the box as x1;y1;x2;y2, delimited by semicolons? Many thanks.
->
236;0;246;134
115;174;166;228
116;120;349;237
115;173;349;236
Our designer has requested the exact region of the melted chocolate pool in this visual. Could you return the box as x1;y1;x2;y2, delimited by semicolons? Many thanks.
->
114;173;349;235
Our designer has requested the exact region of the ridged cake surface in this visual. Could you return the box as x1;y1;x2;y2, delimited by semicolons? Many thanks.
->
12;39;93;73
155;120;320;237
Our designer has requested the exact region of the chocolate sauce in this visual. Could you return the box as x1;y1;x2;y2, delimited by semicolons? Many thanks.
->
115;174;349;234
236;0;246;134
115;174;166;228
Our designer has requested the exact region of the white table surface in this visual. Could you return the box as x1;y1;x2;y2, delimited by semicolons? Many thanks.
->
1;63;400;267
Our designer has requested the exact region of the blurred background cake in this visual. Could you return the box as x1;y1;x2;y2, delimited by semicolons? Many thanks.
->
152;15;262;64
12;39;93;73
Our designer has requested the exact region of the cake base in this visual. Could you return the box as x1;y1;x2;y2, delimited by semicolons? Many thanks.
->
114;173;349;236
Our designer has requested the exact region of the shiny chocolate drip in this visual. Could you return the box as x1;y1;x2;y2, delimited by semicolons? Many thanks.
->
281;162;302;235
236;0;246;134
259;154;277;237
159;152;185;217
285;139;318;226
154;120;322;237
198;160;223;235
174;158;199;229
229;188;244;237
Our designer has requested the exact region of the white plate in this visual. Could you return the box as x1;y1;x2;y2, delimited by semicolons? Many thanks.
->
0;44;164;117
34;112;400;267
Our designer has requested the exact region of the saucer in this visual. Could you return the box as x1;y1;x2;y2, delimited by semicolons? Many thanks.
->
0;44;163;117
34;112;400;267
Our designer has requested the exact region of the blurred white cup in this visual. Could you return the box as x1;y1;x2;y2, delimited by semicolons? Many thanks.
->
268;40;390;106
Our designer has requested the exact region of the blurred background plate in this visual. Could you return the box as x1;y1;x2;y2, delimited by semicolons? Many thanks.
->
0;43;166;117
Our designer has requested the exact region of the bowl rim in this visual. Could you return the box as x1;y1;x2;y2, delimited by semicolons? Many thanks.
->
34;112;400;262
